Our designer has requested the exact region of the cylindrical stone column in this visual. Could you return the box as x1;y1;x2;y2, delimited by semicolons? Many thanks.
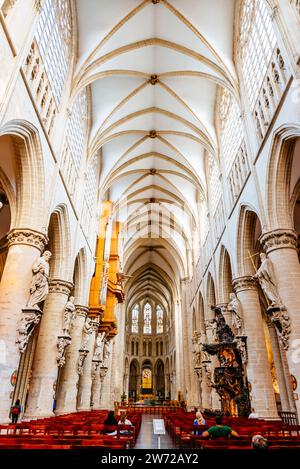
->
233;276;278;418
77;319;98;411
91;364;102;410
96;367;108;409
24;279;73;419
55;305;88;414
260;229;300;417
267;322;293;412
0;229;47;422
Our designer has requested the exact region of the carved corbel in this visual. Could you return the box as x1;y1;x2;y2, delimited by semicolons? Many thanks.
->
16;308;43;353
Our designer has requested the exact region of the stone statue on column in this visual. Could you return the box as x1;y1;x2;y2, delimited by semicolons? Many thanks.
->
27;250;52;309
102;339;111;367
17;250;52;353
192;332;202;367
77;317;93;375
56;296;75;367
80;317;93;350
228;292;244;334
93;331;106;362
62;296;76;335
252;253;282;307
252;252;291;349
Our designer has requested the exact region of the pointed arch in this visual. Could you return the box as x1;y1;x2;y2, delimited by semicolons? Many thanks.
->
0;120;45;231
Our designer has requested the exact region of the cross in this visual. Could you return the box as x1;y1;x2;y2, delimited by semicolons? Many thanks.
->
244;250;260;271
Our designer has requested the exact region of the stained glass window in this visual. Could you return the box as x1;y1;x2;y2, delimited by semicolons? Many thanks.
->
131;304;139;334
143;302;152;334
142;368;152;389
156;305;163;334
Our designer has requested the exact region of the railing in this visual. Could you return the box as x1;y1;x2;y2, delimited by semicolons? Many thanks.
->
279;411;299;426
253;46;289;142
23;41;57;135
227;142;250;210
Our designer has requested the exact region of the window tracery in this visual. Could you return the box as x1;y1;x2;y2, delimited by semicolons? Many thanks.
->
131;304;139;334
143;302;152;334
35;0;72;105
239;0;276;109
156;304;163;334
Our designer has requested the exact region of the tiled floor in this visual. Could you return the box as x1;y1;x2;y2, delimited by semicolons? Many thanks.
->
135;415;174;449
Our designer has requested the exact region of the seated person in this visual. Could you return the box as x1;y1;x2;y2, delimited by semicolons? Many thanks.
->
102;410;118;435
252;434;268;450
118;412;133;434
248;408;259;419
202;416;239;438
193;410;206;435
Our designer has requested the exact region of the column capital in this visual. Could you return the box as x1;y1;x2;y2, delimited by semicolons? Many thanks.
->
7;228;48;252
75;305;89;318
260;229;298;254
233;276;257;293
49;279;73;295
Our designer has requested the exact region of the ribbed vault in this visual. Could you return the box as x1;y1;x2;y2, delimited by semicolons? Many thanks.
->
73;0;238;309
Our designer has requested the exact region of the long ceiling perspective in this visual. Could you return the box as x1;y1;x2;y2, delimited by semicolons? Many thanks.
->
73;0;238;312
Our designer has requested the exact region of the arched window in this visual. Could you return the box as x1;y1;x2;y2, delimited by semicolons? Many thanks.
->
35;0;72;105
239;0;276;109
156;305;164;334
142;368;152;389
131;304;139;334
143;302;152;334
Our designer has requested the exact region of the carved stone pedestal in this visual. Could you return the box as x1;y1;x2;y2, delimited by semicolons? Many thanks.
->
17;307;43;353
266;306;291;351
56;334;71;367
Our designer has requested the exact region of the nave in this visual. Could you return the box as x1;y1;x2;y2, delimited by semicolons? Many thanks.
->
0;0;300;453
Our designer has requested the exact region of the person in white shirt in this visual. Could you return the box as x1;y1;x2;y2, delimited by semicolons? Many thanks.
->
118;412;133;434
248;408;259;419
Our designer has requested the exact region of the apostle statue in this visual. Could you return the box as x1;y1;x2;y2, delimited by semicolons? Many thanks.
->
102;339;111;367
192;335;202;367
62;296;76;335
80;317;93;350
93;331;106;361
228;292;243;333
252;253;281;307
27;250;52;309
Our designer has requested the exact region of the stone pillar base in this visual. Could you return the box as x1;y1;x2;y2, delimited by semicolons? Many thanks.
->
76;407;91;412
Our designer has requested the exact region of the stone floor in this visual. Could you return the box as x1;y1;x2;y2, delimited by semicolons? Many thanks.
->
134;415;174;449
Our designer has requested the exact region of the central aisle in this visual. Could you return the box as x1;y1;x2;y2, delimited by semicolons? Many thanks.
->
134;415;174;449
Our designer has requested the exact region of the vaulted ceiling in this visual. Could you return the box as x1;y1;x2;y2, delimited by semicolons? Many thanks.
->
73;0;238;307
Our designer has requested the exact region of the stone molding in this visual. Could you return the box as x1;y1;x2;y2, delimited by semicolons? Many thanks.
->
260;229;298;254
233;276;257;293
75;305;89;318
7;228;48;252
49;279;73;295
